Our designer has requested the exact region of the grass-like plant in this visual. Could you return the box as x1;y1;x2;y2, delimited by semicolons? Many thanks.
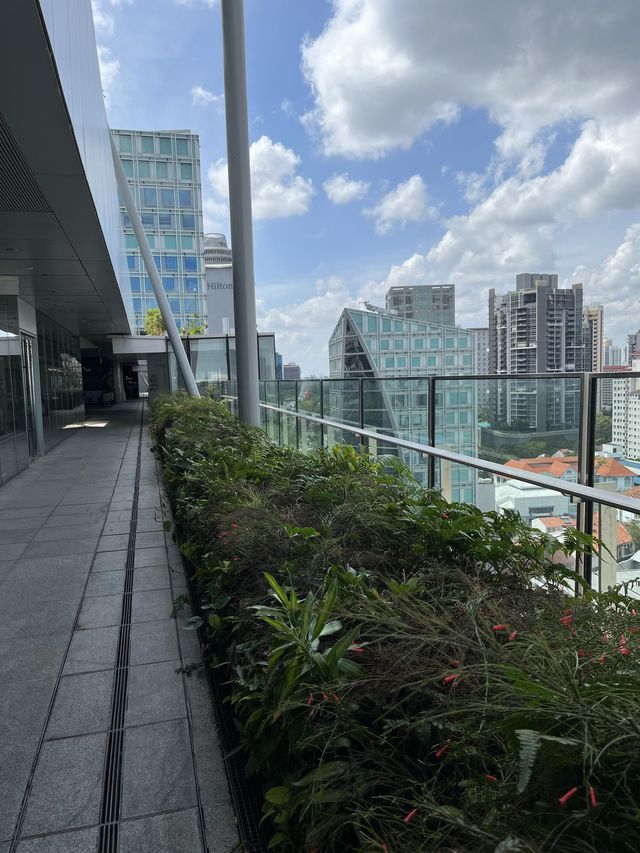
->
150;393;640;853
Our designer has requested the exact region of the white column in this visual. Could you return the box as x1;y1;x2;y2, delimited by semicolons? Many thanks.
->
221;0;260;425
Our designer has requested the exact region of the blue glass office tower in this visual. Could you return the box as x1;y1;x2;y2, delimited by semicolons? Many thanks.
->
111;129;207;333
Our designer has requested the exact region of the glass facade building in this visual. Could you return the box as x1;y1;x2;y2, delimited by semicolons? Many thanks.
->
328;307;477;501
112;129;206;334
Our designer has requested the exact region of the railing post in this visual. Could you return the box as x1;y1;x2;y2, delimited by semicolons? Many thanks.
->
576;372;595;589
358;376;366;453
320;380;325;449
277;380;282;447
295;380;301;451
427;376;436;489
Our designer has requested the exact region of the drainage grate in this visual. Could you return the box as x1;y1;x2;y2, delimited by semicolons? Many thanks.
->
97;404;144;852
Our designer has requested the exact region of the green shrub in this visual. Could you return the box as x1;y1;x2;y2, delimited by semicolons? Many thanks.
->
151;393;640;852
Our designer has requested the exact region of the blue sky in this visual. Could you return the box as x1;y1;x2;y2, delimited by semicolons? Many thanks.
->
94;0;640;375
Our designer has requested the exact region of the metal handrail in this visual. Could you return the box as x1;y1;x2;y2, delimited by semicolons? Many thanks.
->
260;402;640;516
261;371;640;382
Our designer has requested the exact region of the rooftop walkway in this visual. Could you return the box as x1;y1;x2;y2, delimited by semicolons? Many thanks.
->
0;402;239;852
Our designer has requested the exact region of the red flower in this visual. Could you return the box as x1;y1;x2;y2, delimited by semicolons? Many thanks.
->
332;693;341;702
578;649;586;658
322;692;328;701
620;646;630;656
559;614;574;626
434;740;451;759
350;644;365;653
558;786;578;806
492;624;507;632
441;512;449;519
443;674;458;686
231;523;238;528
307;693;314;706
449;658;461;667
508;630;519;641
602;632;610;644
403;808;417;823
589;786;599;808
620;634;628;646
485;774;497;782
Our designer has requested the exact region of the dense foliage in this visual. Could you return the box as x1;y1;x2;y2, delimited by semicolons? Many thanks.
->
151;394;640;853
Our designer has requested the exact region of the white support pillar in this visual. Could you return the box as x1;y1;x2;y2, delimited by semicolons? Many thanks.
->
221;0;260;426
109;135;200;399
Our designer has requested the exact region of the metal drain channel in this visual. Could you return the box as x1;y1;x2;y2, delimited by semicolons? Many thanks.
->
96;404;145;852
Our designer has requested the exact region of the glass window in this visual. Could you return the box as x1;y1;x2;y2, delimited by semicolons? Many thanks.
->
463;354;472;366
385;357;394;368
394;320;404;333
126;255;138;271
445;355;455;366
176;138;190;156
459;411;469;425
162;277;175;292
397;356;406;368
459;336;468;348
183;256;198;272
185;277;199;293
125;235;137;249
133;297;142;312
122;212;131;227
141;135;154;154
161;188;174;208
181;213;195;229
380;339;390;350
445;337;455;349
147;297;158;310
164;234;177;250
130;277;141;292
146;235;155;249
119;135;132;153
169;298;181;313
429;338;441;349
163;255;178;272
156;161;169;180
122;159;134;178
427;355;437;367
141;211;155;228
153;255;161;271
180;162;193;180
413;338;423;349
158;212;173;228
184;298;197;313
138;160;151;179
142;187;157;207
394;339;403;350
159;136;172;155
411;356;420;368
180;235;193;250
145;278;154;292
367;316;378;333
179;189;193;208
382;318;391;332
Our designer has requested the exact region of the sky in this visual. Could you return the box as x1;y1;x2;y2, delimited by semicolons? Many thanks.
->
93;0;640;375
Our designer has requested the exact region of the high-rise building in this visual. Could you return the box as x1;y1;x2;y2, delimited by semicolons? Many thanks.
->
385;284;455;326
283;362;301;380
111;128;206;334
583;304;604;372
204;233;234;334
328;306;476;499
275;352;283;380
603;338;628;367
628;330;640;365
612;359;640;457
488;274;585;430
468;327;490;374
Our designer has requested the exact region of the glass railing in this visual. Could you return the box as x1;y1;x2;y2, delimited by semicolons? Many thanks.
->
212;372;640;594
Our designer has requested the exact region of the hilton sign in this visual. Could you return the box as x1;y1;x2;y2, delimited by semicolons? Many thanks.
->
205;265;234;334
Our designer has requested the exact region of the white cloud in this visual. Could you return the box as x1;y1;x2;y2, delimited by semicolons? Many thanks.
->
175;0;217;6
91;0;114;37
323;174;369;204
364;175;431;235
191;85;222;107
302;0;640;160
96;45;120;107
209;135;314;220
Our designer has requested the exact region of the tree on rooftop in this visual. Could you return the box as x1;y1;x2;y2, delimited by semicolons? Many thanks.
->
144;308;165;336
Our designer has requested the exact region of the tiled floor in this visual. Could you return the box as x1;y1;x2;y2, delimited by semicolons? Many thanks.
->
0;402;238;852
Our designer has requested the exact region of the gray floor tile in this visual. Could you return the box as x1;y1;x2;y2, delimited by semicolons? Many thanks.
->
0;633;68;685
46;670;114;739
121;719;197;819
118;809;202;853
110;501;133;512
131;589;173;623
0;561;14;584
134;547;167;568
0;507;51;520
9;554;91;579
77;594;123;629
126;660;186;727
0;597;78;641
0;744;33;842
63;626;119;675
129;620;179;666
92;551;127;572
21;538;98;559
102;521;131;536
135;518;164;533
21;733;106;836
32;524;103;543
0;678;55;744
0;529;39;545
97;534;130;552
0;573;85;605
0;516;46;531
132;565;170;592
85;571;126;597
16;827;98;852
134;531;165;550
0;543;28;560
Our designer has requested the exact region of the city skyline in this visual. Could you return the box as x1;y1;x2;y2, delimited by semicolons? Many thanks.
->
94;0;640;374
